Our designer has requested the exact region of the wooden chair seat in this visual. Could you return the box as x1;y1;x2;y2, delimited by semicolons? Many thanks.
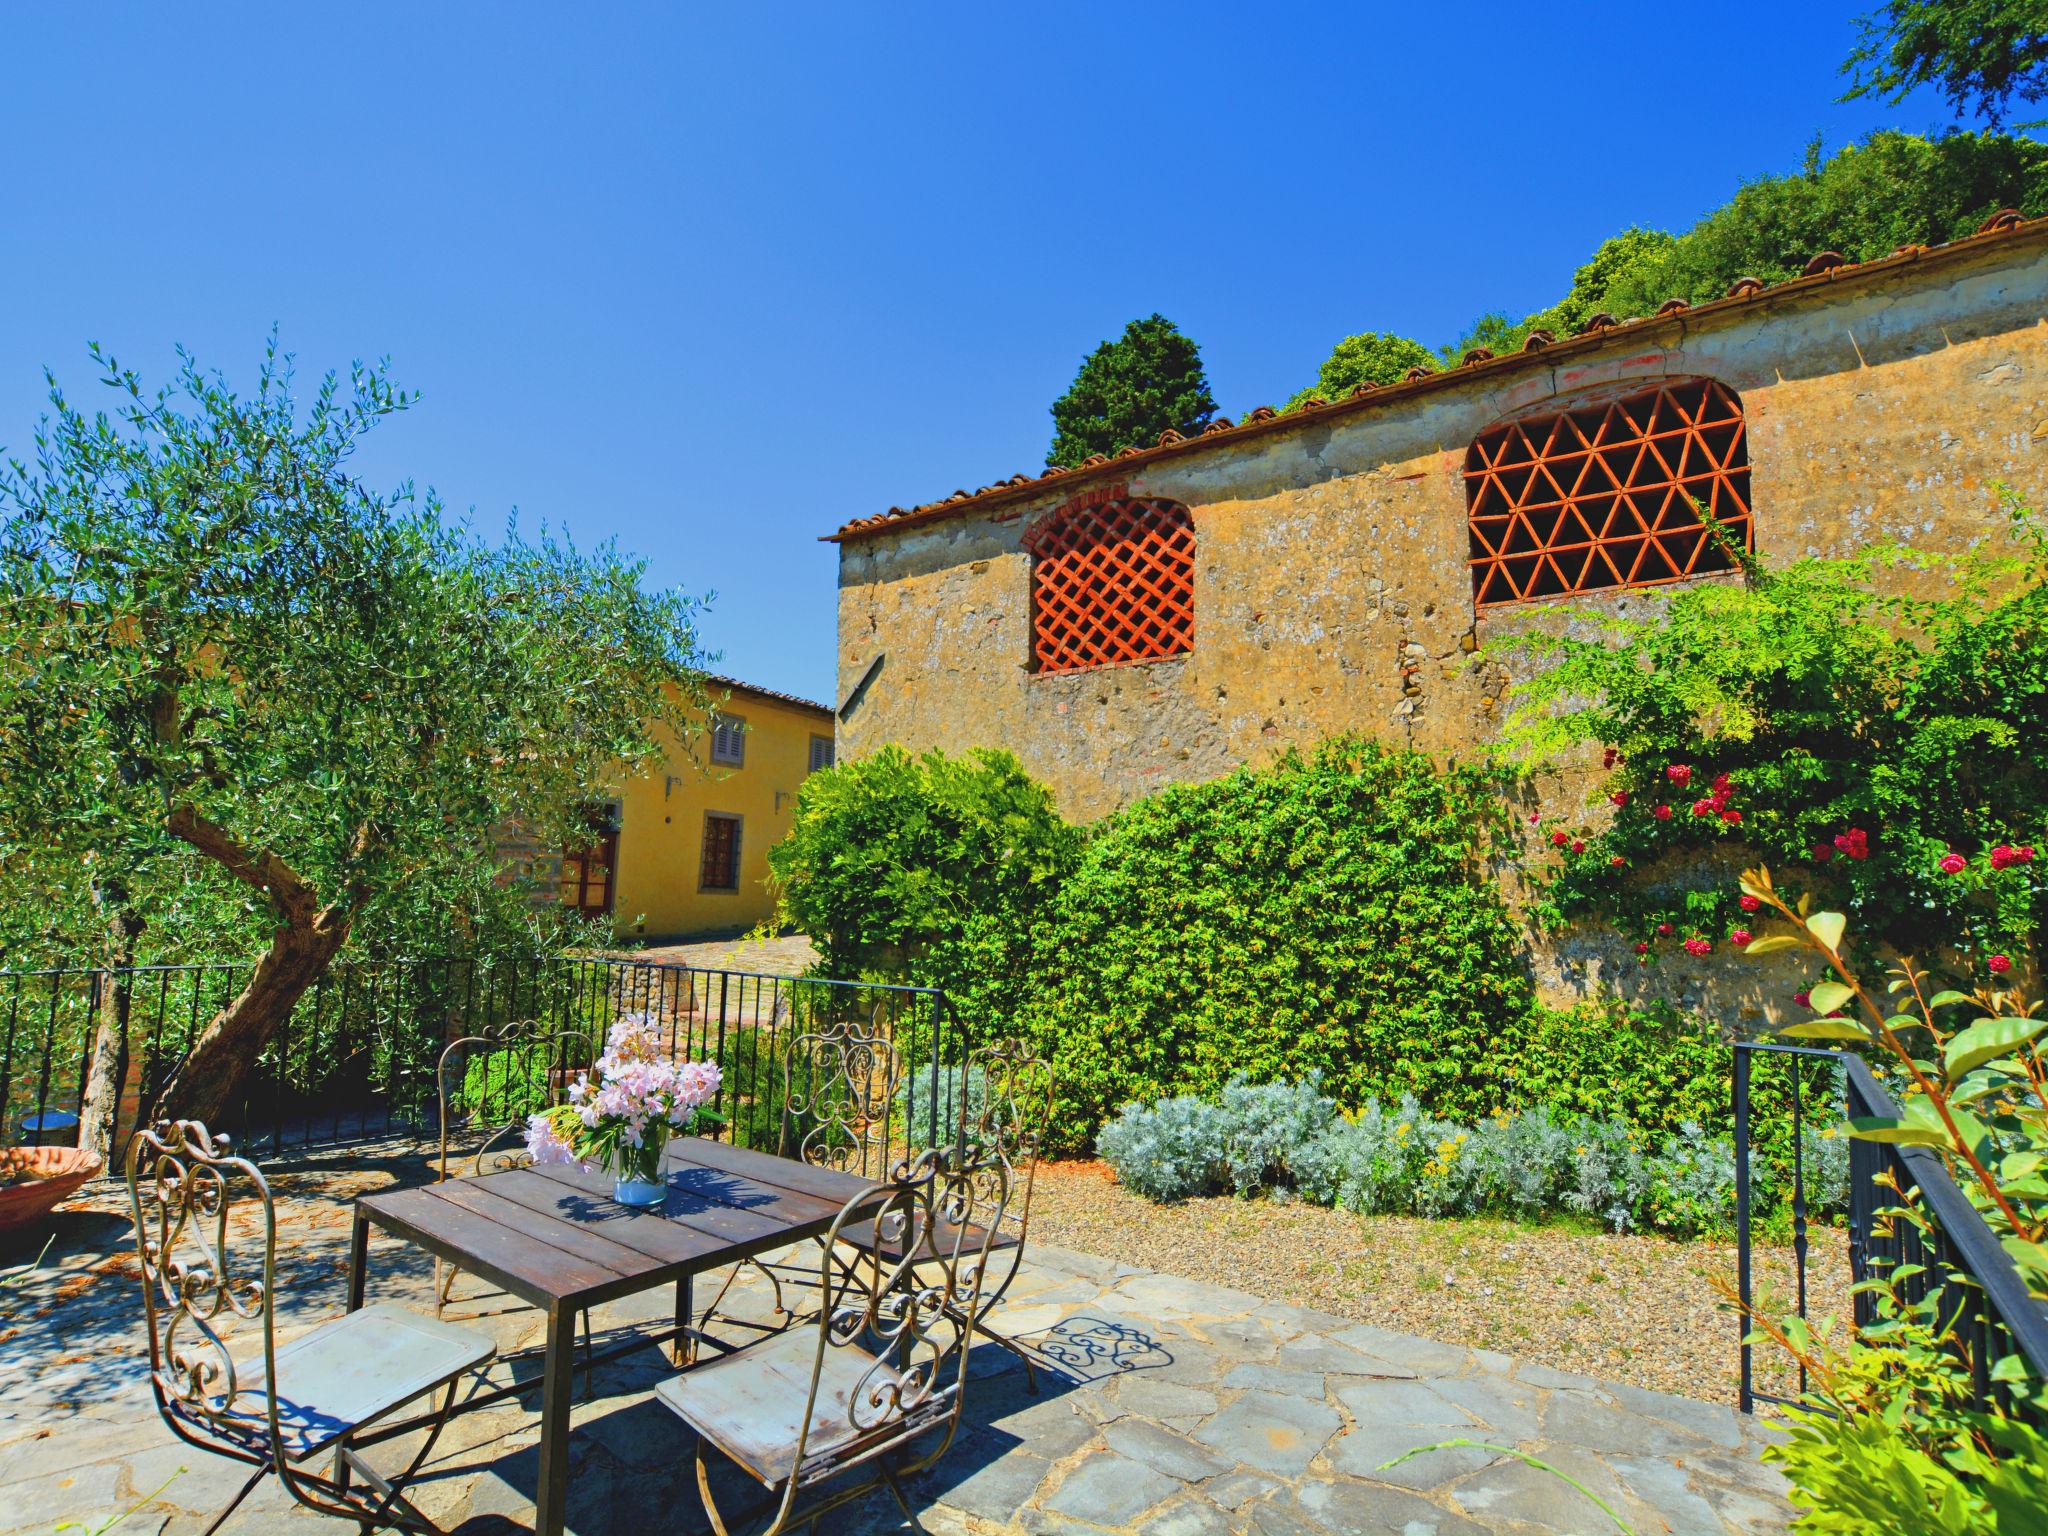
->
200;1302;496;1461
656;1327;910;1486
836;1214;1020;1265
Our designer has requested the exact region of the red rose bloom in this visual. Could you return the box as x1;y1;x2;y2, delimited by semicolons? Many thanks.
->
1834;828;1871;860
1551;830;1569;847
1653;804;1673;822
1666;764;1693;788
1938;853;1967;875
1634;941;1649;954
1609;855;1626;868
1813;842;1834;863
1692;799;1714;818
1657;922;1673;936
1570;839;1586;854
1683;937;1712;957
1990;954;2014;975
1711;772;1733;794
1730;928;1753;947
1739;894;1761;912
1610;790;1630;806
1793;989;1811;1007
1602;747;1619;769
1721;809;1743;825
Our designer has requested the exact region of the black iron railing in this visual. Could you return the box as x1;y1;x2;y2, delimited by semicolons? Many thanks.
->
1734;1039;2048;1418
0;954;963;1166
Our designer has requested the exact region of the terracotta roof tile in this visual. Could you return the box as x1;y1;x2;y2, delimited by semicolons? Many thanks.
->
828;212;2047;544
701;673;834;717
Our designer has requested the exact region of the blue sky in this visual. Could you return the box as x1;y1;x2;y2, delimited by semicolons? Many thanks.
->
1;4;1968;705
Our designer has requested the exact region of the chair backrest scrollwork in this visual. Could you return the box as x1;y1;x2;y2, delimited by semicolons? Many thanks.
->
781;1008;907;1179
782;1144;1010;1510
436;1020;596;1182
125;1119;281;1467
964;1037;1052;1303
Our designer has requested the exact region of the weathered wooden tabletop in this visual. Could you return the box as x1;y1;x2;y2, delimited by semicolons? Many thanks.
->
347;1136;877;1536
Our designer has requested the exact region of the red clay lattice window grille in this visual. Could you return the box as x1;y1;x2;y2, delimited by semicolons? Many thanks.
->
1464;378;1753;608
1025;496;1195;674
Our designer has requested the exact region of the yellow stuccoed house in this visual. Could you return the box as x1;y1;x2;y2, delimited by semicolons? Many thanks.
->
538;675;836;941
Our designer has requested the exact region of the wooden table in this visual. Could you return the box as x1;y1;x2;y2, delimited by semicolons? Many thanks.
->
346;1136;879;1536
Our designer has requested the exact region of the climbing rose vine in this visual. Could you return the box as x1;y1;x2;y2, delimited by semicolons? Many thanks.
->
1501;494;2047;965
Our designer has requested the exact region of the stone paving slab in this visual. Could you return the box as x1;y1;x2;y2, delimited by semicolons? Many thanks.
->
0;1148;1792;1535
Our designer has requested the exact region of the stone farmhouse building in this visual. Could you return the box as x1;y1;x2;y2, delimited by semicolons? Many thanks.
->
828;212;2048;1005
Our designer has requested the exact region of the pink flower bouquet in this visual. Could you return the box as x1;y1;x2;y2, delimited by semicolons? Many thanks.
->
523;1013;722;1205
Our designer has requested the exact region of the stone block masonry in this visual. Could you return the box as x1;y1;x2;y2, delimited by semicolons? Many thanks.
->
832;222;2048;1018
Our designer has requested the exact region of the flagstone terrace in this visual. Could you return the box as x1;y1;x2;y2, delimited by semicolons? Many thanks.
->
0;1139;1795;1536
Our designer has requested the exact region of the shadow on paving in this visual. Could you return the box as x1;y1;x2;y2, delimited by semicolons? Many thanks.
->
1;1137;1797;1536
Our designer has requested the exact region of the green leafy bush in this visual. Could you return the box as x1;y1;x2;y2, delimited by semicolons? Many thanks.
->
1016;736;1531;1147
1498;497;2048;962
1441;130;2048;359
1283;331;1436;412
456;1047;556;1124
764;745;1081;1037
1749;1271;2048;1532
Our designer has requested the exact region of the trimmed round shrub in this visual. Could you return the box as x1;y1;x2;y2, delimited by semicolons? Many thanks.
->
1018;736;1532;1149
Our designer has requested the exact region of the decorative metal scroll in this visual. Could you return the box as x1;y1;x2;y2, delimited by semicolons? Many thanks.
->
435;1020;595;1181
125;1119;278;1463
963;1037;1053;1305
785;1010;907;1178
817;1146;1010;1458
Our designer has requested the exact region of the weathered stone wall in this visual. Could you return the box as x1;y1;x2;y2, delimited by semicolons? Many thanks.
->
835;237;2048;1020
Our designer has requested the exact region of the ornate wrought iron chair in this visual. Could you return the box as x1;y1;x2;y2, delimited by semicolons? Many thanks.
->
656;1143;1011;1536
126;1120;495;1536
824;1038;1052;1388
898;1037;1053;1388
434;1021;599;1386
698;1009;909;1330
432;1021;592;1306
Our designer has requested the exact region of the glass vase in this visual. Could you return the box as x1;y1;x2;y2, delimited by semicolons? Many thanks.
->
609;1126;669;1208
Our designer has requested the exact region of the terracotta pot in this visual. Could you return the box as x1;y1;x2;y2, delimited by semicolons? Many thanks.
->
0;1146;104;1233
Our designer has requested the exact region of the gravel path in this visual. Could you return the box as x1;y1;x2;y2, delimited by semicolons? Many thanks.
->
1029;1159;1845;1406
621;932;818;973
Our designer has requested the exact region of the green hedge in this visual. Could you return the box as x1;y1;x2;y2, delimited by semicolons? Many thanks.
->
1013;737;1533;1151
771;732;1836;1166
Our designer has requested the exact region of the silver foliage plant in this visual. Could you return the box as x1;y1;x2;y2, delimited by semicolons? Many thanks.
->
1097;1076;1848;1235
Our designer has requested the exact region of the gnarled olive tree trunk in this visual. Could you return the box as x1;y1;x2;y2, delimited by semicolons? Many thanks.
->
150;803;358;1129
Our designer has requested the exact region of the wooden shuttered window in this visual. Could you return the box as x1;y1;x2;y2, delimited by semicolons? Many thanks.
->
700;812;741;892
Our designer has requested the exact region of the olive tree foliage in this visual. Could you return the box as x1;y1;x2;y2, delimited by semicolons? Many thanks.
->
1844;0;2048;127
0;340;707;1129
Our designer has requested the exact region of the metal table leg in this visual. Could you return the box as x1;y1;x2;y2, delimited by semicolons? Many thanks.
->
534;1302;578;1536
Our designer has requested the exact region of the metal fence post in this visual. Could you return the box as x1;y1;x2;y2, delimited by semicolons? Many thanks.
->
1732;1042;1754;1416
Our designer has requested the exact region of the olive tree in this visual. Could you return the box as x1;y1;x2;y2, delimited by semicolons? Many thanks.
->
0;340;706;1133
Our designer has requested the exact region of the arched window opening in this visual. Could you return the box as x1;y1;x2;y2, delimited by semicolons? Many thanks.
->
1465;378;1753;608
1025;495;1195;674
